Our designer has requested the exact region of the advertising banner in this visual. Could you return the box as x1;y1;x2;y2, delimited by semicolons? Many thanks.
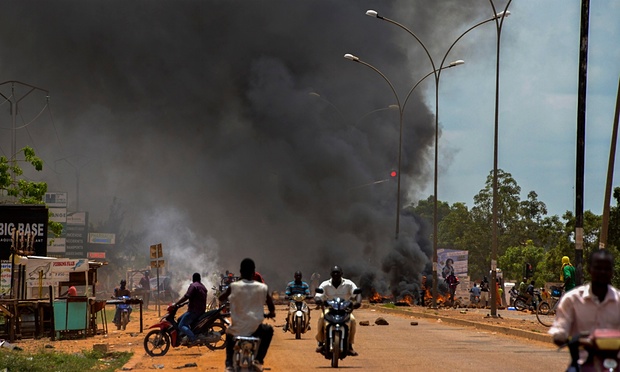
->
0;205;48;260
65;211;88;258
25;257;88;288
437;248;469;278
44;192;67;208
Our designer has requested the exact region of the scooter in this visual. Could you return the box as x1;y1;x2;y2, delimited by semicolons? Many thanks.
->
561;329;620;371
286;293;310;339
143;301;229;357
114;295;132;330
315;287;362;368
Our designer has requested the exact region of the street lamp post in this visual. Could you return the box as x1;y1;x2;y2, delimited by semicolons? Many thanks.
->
343;55;463;247
365;9;510;308
488;0;512;319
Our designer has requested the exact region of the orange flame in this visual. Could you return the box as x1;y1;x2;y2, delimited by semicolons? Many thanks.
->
369;289;393;304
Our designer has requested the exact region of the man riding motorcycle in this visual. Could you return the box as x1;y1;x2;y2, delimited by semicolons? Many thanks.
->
219;258;276;372
549;249;620;370
113;279;132;327
283;271;311;333
314;265;361;356
173;272;208;346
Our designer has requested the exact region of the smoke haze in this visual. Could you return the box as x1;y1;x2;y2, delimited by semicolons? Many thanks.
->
0;1;497;294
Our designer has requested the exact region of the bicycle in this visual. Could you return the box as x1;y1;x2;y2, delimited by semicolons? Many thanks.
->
536;286;563;327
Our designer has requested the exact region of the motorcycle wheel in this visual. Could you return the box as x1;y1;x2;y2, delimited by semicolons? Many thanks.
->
331;333;340;368
121;311;129;331
536;301;553;327
514;298;526;311
205;321;227;350
144;329;171;357
295;317;302;340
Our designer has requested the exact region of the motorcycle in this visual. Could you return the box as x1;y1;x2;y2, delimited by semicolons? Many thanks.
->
114;296;132;330
143;301;229;357
513;290;542;312
560;329;620;371
315;287;362;368
286;293;310;339
231;313;274;372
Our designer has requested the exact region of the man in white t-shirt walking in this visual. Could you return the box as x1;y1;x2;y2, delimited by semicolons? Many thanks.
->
219;258;275;372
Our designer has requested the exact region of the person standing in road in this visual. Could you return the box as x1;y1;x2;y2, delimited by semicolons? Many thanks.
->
549;249;620;348
469;283;481;307
139;271;151;309
480;276;490;308
314;265;361;356
561;256;576;292
219;258;275;372
173;272;207;346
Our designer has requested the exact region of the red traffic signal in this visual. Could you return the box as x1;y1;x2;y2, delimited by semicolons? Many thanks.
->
390;170;397;178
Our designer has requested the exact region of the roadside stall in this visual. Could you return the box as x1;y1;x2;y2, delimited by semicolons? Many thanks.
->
0;256;108;341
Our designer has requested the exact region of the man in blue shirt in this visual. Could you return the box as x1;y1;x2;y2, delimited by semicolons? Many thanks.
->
173;272;207;345
283;271;310;332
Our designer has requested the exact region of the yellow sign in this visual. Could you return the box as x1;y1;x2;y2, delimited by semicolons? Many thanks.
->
150;260;165;268
150;243;163;259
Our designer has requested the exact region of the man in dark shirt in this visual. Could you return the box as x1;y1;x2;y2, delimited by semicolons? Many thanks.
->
174;272;207;345
139;271;151;309
283;271;310;332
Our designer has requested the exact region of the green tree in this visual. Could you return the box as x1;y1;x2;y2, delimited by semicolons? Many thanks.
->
498;240;545;286
0;146;62;236
408;195;451;229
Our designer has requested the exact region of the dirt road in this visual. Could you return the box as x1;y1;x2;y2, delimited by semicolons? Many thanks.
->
13;304;570;371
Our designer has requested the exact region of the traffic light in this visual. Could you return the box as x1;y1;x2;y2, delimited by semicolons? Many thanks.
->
390;170;397;178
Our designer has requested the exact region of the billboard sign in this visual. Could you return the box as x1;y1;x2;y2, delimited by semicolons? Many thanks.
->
44;192;67;208
0;205;48;260
438;248;469;278
88;233;115;244
65;212;88;258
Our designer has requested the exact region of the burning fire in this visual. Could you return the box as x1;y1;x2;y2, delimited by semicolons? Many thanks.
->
369;289;393;304
395;294;414;306
424;288;448;306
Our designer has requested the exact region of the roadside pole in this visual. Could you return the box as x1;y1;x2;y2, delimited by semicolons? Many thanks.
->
149;243;164;317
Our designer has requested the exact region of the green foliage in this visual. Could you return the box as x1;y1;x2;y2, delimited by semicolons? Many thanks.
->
413;168;620;288
0;146;63;237
498;241;545;285
0;348;132;372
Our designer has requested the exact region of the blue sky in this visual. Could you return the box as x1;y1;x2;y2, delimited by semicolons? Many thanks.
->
416;0;620;217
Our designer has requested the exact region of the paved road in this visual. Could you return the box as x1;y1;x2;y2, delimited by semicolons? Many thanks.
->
263;306;568;371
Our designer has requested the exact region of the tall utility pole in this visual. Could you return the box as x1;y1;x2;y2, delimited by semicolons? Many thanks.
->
0;81;49;182
599;78;620;249
575;0;590;285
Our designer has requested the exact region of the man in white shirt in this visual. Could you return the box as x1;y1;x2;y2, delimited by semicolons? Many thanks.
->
314;265;361;356
549;249;620;347
219;258;276;372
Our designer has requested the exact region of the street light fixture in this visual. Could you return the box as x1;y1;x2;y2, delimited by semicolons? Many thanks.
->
365;8;509;308
343;54;464;245
308;92;399;128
